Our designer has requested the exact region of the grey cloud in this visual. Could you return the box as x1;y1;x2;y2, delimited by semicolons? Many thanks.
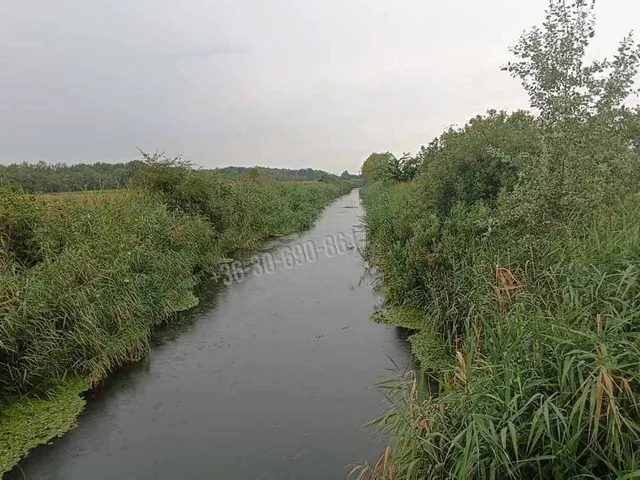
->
159;44;248;59
1;0;639;173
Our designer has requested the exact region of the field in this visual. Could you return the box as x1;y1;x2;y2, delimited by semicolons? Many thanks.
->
0;160;356;474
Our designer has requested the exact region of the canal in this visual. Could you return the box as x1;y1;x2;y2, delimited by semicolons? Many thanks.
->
9;189;411;480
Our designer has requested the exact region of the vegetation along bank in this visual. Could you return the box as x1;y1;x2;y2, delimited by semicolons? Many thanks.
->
354;1;640;478
0;153;357;475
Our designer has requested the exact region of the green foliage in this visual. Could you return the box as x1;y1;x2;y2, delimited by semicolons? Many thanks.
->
243;167;263;183
361;152;394;184
133;152;232;232
357;1;640;478
0;178;353;400
361;152;420;185
359;196;640;478
382;154;421;184
501;0;640;228
418;110;541;216
210;165;339;182
132;152;355;252
0;188;217;399
0;161;139;193
340;170;360;180
504;0;640;126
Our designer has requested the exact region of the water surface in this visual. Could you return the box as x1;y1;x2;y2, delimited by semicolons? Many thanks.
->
10;189;410;480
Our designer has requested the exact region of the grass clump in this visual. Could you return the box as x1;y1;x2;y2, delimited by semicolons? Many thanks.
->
0;188;217;398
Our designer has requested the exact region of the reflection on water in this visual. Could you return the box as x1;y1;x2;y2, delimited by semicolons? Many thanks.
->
10;190;412;480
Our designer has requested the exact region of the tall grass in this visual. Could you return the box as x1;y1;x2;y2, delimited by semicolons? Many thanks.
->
359;187;640;478
358;128;640;476
0;188;217;397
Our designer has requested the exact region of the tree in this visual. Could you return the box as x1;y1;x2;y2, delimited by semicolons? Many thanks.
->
501;0;640;226
504;0;640;126
417;110;541;215
361;152;394;184
243;167;262;182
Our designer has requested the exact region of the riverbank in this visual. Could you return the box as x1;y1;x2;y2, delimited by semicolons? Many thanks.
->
353;1;640;476
357;179;640;479
357;145;640;478
0;161;356;475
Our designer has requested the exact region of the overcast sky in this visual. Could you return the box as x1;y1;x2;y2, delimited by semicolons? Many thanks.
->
1;1;638;173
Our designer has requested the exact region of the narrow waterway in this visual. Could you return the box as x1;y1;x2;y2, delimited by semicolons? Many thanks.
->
9;189;411;480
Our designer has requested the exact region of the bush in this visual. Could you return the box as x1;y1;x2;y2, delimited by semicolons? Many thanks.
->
417;110;541;216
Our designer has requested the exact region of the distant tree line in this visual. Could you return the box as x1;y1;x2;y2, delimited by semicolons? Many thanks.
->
0;161;139;193
211;166;358;182
0;160;359;193
340;170;361;180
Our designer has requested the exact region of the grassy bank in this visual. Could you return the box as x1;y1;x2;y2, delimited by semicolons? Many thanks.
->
359;187;640;479
354;2;640;478
0;158;356;475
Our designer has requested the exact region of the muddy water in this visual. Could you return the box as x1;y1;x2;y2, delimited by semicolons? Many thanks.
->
10;189;410;480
